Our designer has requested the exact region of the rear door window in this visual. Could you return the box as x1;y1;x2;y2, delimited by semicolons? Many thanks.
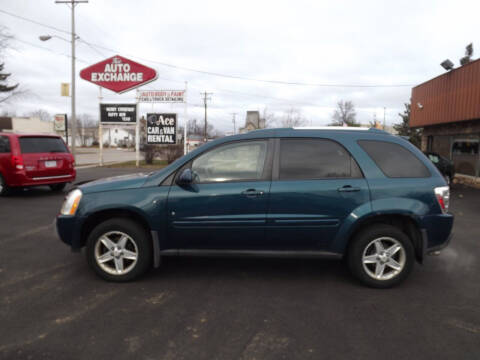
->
358;140;430;178
279;138;362;180
0;136;10;153
19;137;68;154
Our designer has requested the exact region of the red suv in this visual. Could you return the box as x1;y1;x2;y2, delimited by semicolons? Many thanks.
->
0;133;76;195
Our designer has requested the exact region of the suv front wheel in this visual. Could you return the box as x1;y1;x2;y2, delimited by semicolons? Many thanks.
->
86;218;152;282
348;224;415;288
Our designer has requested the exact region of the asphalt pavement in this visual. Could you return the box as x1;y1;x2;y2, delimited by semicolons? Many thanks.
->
0;168;479;360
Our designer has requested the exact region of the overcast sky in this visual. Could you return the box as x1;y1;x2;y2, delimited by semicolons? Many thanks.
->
1;0;479;132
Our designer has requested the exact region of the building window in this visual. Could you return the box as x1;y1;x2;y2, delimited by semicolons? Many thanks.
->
452;140;479;155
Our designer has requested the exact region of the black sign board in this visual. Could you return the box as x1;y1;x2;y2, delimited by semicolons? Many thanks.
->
146;113;177;144
100;104;137;123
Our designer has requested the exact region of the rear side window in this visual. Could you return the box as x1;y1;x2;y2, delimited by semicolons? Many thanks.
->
279;139;362;180
358;140;430;178
0;136;10;153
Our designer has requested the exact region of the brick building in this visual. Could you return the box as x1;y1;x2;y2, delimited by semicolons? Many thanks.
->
410;58;480;176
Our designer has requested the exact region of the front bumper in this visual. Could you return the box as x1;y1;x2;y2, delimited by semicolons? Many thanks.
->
56;215;85;250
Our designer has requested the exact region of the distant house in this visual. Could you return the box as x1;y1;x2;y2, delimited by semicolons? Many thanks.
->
239;111;265;133
102;126;134;147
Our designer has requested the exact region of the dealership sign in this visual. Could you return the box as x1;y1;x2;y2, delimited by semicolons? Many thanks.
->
146;113;176;144
137;90;185;103
100;104;137;124
80;55;157;93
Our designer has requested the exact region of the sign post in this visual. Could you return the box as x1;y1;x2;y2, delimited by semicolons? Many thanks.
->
98;87;103;166
136;89;140;167
184;82;188;155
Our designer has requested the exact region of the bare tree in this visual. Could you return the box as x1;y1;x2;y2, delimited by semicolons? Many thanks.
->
26;109;51;122
330;100;358;126
0;26;23;105
262;107;277;128
76;113;98;146
280;107;306;127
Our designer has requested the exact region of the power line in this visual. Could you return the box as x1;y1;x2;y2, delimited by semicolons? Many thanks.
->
1;8;415;88
13;38;89;63
0;9;71;35
81;39;415;88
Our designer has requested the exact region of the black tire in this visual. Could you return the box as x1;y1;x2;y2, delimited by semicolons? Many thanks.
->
50;183;67;192
347;224;415;288
0;173;10;196
86;218;152;282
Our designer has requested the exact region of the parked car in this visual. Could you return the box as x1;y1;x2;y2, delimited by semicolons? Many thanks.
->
0;133;76;195
424;151;455;184
56;127;453;288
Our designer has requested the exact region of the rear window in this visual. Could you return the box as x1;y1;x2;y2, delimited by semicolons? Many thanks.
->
19;137;68;154
0;136;10;153
358;140;430;178
279;138;363;180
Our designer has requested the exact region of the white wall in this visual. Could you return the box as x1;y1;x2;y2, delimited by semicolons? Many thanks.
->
12;117;55;134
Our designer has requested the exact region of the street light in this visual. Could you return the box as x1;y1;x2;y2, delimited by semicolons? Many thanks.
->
440;59;454;71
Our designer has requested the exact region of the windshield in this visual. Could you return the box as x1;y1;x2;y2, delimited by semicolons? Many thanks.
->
19;137;68;154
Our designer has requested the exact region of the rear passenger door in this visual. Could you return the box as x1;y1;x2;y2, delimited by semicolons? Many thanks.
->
267;138;370;250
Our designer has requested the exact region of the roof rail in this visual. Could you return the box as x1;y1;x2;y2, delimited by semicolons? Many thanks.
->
293;126;369;131
292;126;389;134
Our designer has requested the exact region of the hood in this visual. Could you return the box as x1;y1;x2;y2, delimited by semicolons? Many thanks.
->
78;172;149;194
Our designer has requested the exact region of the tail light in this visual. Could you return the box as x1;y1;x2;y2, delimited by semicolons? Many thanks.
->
11;155;24;170
434;186;450;213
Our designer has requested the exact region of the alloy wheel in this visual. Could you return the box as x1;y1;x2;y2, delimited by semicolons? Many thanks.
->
94;231;138;275
362;237;406;281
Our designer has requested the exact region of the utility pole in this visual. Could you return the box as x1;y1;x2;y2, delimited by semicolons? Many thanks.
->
200;91;212;142
55;0;88;162
383;107;386;130
231;112;237;134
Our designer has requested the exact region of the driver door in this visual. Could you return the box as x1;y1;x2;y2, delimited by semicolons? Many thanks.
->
167;139;273;249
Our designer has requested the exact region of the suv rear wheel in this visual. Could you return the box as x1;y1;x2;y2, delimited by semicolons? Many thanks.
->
86;218;152;282
348;224;415;288
0;174;10;196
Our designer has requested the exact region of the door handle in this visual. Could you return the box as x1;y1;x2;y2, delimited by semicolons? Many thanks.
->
337;185;361;192
241;189;264;197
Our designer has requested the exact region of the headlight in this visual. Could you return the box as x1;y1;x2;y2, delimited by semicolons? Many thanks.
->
60;189;83;216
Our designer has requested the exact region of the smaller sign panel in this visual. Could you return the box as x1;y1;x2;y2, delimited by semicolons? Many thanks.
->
100;104;137;124
54;114;66;131
146;113;177;144
61;83;70;97
138;90;185;103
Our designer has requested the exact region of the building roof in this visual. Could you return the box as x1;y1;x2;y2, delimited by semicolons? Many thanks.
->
410;57;480;127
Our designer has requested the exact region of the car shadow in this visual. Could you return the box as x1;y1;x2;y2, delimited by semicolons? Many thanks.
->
144;256;356;285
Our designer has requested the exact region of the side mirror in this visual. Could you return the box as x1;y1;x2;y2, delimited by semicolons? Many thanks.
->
176;168;194;185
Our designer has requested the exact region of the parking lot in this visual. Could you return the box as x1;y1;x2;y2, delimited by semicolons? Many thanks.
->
1;167;479;360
